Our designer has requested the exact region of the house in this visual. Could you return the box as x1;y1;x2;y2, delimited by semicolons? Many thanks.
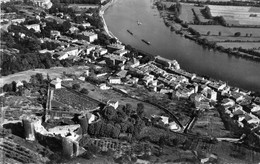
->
155;56;180;69
201;87;217;101
81;22;91;28
50;78;62;89
160;88;173;94
55;47;81;60
104;54;127;66
25;24;41;32
142;75;154;86
195;99;211;110
230;91;245;102
221;98;235;109
107;44;125;52
69;26;79;34
78;76;85;81
39;49;54;54
31;0;53;9
114;49;128;56
99;83;110;90
230;105;244;116
81;31;98;43
116;70;128;78
83;44;96;55
251;104;260;112
11;18;25;24
175;87;195;98
129;77;139;84
118;63;125;70
208;81;226;91
50;30;61;39
108;76;121;84
107;100;119;109
16;81;23;88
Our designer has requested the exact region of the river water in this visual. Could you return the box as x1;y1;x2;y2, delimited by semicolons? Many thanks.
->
104;0;260;92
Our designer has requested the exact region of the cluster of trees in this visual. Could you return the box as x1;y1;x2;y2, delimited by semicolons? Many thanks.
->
195;7;226;26
2;73;50;107
188;27;200;36
168;2;182;17
56;0;102;5
88;103;147;139
1;52;54;75
0;1;21;13
186;0;260;7
41;19;72;37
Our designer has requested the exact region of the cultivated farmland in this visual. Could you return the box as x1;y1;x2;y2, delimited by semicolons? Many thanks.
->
189;25;260;37
179;3;195;23
216;42;260;49
208;5;260;26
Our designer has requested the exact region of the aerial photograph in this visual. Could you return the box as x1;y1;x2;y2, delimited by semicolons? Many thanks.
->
1;0;260;163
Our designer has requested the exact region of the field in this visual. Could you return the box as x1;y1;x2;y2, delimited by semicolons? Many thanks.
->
201;35;260;42
64;80;162;117
217;42;260;49
179;3;196;23
189;25;260;37
0;67;78;87
208;5;260;26
52;87;101;111
192;109;230;137
193;7;210;23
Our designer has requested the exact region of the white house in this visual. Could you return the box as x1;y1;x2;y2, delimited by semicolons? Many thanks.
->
202;87;217;101
16;81;24;88
81;31;98;43
25;24;41;32
107;100;119;109
108;76;121;84
50;78;62;89
99;83;110;90
56;47;81;60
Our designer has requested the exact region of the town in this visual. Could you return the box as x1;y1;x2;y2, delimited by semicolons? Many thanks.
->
1;0;260;163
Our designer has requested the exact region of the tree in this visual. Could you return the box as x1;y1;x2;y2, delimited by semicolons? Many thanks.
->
11;81;17;92
234;32;241;37
3;83;12;92
80;88;89;94
72;83;80;90
124;103;133;116
60;20;71;33
137;103;145;116
103;106;117;121
78;25;85;31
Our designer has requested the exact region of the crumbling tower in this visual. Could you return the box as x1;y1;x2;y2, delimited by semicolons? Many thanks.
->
22;116;35;141
62;137;74;158
78;115;89;135
62;137;80;158
45;86;54;121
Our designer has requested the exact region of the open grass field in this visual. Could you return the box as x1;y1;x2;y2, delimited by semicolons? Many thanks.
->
53;88;100;111
208;5;260;26
64;80;162;118
0;67;78;87
201;35;260;42
179;3;195;23
189;25;260;37
217;42;260;49
192;109;230;137
193;7;210;23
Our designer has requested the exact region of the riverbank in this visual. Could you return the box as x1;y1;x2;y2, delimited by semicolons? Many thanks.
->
155;1;260;62
99;0;120;42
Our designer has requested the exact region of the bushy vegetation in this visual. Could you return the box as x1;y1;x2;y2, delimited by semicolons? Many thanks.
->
88;103;147;139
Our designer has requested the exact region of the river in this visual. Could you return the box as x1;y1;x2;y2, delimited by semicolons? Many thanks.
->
104;0;260;92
